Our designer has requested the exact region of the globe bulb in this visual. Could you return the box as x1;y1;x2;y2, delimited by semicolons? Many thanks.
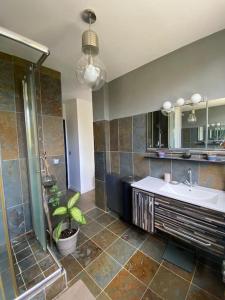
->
163;101;172;110
76;54;106;91
191;93;202;104
176;98;185;106
84;64;100;83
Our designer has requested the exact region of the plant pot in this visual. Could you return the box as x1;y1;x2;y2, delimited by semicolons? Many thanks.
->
53;223;79;256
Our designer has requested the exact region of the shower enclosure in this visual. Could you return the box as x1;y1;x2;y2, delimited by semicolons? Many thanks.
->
22;66;47;251
0;27;64;300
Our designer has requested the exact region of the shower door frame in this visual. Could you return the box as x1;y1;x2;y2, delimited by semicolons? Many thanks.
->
22;66;47;251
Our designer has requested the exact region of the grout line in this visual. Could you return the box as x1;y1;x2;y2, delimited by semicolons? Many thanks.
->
84;213;149;255
99;231;149;299
67;251;104;293
27;241;45;278
76;212;200;285
184;263;196;300
87;214;194;298
68;225;135;297
143;264;164;300
145;259;165;298
65;208;224;300
190;282;222;300
14;245;32;260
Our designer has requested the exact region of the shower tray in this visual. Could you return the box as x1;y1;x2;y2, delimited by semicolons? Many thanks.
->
11;232;66;300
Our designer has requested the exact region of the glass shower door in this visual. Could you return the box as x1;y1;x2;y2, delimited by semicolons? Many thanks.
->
0;147;18;300
23;66;47;251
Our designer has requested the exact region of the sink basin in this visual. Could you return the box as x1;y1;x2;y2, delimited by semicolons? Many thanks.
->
159;183;219;204
132;176;225;212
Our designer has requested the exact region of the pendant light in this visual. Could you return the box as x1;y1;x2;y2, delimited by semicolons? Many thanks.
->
188;109;197;123
75;9;106;91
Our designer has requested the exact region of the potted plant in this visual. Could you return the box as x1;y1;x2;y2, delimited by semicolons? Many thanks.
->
53;192;86;256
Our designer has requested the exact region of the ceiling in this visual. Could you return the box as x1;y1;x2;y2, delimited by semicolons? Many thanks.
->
1;0;225;99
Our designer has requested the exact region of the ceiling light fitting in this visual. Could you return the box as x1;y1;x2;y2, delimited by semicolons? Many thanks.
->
75;9;106;91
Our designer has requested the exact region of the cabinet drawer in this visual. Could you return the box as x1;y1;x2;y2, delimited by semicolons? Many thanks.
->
155;195;225;256
155;195;225;227
155;219;224;256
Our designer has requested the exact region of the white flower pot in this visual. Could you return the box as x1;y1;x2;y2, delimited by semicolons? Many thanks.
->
54;223;79;256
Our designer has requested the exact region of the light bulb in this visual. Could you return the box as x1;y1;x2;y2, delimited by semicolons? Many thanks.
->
84;64;100;83
176;98;185;106
76;54;106;91
191;93;202;104
163;101;172;110
188;110;197;123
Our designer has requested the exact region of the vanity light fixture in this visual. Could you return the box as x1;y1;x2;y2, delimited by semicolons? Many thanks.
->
75;9;106;91
161;93;203;114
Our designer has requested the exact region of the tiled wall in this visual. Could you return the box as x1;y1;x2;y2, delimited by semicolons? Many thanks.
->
93;120;110;210
94;113;225;210
0;52;66;241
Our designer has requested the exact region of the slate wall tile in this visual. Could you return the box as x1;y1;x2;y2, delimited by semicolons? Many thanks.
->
133;153;150;178
2;160;22;208
95;152;106;181
40;71;62;117
120;152;133;177
0;111;18;160
133;114;147;153
0;55;15;112
110;119;119;151
95;180;107;211
119;117;132;152
43;116;64;156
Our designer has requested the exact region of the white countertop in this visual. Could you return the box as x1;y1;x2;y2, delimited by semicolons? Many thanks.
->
132;176;225;213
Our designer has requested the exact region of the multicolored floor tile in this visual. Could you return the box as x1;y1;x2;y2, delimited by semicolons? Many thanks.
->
86;252;121;288
106;238;136;265
105;268;146;300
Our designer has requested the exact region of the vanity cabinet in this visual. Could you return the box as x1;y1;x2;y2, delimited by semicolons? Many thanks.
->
154;195;225;256
132;189;154;233
132;189;225;256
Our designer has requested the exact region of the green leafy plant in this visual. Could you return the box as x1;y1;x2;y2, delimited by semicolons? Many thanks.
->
53;192;86;241
48;184;63;207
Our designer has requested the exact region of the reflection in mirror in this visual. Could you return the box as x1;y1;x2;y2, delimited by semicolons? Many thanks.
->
169;101;207;149
207;98;225;150
147;98;225;151
147;111;168;148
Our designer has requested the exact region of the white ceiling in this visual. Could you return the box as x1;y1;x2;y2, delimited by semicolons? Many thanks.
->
1;0;225;99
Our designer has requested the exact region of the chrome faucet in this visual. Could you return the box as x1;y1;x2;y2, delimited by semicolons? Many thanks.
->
184;168;193;188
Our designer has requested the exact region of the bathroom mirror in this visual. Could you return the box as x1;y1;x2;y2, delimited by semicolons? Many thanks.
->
147;97;225;151
169;101;207;149
147;110;168;148
207;98;225;150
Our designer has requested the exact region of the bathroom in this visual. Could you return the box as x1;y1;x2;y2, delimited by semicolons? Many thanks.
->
0;1;225;300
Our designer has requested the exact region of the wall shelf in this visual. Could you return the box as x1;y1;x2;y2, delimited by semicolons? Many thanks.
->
144;153;225;164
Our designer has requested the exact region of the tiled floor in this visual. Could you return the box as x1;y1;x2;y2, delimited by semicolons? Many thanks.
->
57;207;225;300
11;232;60;294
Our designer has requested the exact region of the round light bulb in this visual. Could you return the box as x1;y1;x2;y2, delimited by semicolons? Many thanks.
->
84;64;100;83
76;54;106;91
176;98;185;106
191;93;202;104
162;101;172;110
